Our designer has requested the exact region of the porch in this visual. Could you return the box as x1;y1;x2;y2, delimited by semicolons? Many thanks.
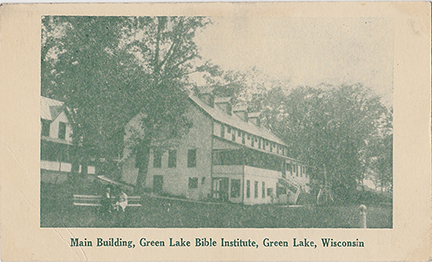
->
211;148;307;205
211;165;282;205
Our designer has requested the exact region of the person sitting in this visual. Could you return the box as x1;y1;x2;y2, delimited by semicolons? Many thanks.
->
116;190;128;213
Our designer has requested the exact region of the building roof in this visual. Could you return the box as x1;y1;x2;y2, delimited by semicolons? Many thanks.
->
41;96;64;121
189;94;288;146
248;112;260;118
233;104;248;112
214;97;232;103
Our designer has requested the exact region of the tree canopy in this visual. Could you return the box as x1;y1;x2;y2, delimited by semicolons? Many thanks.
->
41;16;210;185
250;82;393;198
194;65;393;198
42;16;392;197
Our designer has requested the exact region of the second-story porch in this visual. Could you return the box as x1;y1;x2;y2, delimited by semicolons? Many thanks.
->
211;148;306;205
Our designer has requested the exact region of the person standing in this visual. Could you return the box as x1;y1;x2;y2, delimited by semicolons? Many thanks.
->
101;187;113;214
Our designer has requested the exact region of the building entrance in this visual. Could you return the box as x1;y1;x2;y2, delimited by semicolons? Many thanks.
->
212;177;229;201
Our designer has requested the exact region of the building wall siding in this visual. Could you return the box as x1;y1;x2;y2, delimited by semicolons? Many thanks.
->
243;173;278;205
122;102;213;200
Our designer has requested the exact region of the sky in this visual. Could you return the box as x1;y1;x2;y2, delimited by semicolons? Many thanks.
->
194;17;394;105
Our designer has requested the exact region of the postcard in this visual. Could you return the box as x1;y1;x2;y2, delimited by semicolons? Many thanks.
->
0;2;431;261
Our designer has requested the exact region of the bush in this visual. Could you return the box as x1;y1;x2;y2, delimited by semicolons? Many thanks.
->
296;192;315;205
351;190;392;206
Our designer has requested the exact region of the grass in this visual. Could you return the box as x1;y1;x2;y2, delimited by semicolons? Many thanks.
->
40;183;392;228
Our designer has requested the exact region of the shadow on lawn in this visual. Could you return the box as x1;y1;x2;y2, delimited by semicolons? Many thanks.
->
41;183;392;228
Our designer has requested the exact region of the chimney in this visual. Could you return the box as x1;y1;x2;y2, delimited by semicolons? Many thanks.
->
215;97;232;115
248;112;261;127
199;88;214;107
233;104;248;122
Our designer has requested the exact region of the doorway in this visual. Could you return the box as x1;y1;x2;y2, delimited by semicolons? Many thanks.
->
212;177;229;201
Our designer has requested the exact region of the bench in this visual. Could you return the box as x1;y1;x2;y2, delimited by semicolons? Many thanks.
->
73;194;142;207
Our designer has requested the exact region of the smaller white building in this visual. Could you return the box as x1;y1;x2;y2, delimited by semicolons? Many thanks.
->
40;96;95;183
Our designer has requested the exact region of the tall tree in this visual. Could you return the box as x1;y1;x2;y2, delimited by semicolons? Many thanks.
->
41;16;210;189
256;84;391;200
366;107;393;192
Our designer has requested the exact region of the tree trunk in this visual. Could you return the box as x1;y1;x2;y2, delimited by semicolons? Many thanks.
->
69;144;80;182
134;138;151;194
69;130;85;184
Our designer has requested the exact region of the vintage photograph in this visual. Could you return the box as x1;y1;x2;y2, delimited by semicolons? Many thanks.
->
40;16;393;228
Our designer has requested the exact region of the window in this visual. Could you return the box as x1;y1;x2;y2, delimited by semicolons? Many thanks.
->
238;130;241;136
201;177;206;184
153;151;162;168
232;132;235;141
227;127;231;133
262;182;265;198
41;119;50;137
242;135;245;144
168;150;177;168
58;122;66;140
246;180;250;198
299;166;303;177
188;177;198;188
230;179;241;198
187;149;197;167
220;124;225;138
251;137;255;147
254;181;259;198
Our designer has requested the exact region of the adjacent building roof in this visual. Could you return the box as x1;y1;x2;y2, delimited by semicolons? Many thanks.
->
41;96;64;121
214;97;232;104
189;94;288;146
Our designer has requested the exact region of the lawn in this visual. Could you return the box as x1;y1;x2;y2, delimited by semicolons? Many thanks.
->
40;183;392;228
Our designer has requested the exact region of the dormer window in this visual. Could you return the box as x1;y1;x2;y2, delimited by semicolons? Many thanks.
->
227;104;232;115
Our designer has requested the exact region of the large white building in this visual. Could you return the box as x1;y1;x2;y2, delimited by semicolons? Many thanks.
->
40;96;95;183
121;92;310;205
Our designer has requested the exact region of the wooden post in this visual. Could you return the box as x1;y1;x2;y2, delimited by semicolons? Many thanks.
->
359;204;367;228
